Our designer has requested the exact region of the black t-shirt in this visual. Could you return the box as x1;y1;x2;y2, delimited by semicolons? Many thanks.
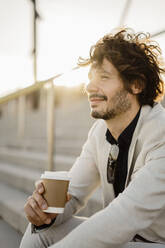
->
106;109;141;197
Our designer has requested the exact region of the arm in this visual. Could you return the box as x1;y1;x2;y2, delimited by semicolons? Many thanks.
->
24;121;101;230
54;121;101;226
54;144;165;247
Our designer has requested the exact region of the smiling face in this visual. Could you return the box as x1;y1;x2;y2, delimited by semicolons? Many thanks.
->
86;58;133;120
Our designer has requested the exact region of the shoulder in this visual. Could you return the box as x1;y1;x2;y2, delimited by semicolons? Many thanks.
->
146;103;165;122
137;103;165;152
140;103;165;134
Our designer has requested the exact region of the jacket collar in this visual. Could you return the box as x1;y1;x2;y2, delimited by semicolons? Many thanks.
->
125;104;157;186
105;108;141;148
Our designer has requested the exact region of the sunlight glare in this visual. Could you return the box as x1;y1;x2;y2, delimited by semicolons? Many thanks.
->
53;66;89;88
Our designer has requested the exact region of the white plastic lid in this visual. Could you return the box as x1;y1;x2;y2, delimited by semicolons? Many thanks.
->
41;171;71;180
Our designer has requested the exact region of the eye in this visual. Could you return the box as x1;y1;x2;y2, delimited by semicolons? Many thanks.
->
100;75;109;79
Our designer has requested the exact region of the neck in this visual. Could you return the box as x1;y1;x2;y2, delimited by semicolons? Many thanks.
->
105;102;140;141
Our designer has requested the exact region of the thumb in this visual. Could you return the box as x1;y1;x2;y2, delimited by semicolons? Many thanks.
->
66;193;72;202
35;180;45;194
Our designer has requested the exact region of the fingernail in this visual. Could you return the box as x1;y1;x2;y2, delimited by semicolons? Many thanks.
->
38;187;43;193
42;203;47;209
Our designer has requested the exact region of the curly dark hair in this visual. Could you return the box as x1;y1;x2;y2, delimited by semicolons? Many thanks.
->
78;28;165;106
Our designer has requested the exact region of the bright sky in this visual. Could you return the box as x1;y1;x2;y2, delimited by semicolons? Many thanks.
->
0;0;165;95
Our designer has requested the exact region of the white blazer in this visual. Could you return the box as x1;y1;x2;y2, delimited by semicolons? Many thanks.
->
54;103;165;246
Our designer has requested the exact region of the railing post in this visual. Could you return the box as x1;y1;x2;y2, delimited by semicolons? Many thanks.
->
47;81;55;171
18;95;26;139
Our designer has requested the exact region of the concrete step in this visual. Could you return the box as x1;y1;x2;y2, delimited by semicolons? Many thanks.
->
0;100;92;129
0;162;41;193
0;218;22;248
0;119;93;135
0;182;29;234
0;127;90;140
0;161;103;214
0;181;102;235
0;101;94;143
0;147;76;170
3;138;85;156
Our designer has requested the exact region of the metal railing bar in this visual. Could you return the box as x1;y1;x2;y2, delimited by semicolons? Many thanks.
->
0;65;80;105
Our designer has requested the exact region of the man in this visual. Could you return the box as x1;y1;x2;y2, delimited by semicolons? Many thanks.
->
20;28;165;248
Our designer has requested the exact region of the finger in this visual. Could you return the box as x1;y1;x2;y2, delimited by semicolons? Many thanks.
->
32;191;48;210
35;180;45;194
28;197;51;225
66;193;72;202
49;213;58;219
24;201;43;226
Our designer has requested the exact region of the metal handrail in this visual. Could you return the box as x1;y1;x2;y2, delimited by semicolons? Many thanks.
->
0;73;62;105
0;66;80;171
0;77;58;171
0;65;80;105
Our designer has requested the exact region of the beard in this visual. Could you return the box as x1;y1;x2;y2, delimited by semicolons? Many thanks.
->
91;89;131;120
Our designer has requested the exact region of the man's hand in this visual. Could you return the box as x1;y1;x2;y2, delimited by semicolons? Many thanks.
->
24;180;58;226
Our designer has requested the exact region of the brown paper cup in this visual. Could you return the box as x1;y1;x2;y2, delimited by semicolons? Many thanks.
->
41;171;70;213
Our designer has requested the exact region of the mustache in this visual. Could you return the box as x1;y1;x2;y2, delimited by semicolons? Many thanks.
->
89;94;107;101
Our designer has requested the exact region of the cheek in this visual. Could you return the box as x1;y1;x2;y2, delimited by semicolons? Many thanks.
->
105;89;123;105
105;88;118;100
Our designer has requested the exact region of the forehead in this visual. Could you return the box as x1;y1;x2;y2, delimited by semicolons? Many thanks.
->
89;58;119;75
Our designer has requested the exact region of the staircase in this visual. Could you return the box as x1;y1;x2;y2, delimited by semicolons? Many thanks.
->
0;94;103;235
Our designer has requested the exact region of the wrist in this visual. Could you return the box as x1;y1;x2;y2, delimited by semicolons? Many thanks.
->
31;217;56;233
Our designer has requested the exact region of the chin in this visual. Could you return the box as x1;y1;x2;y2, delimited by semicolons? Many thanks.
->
91;110;104;119
91;109;116;120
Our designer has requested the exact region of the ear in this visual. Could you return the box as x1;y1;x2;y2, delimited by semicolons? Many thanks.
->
131;80;144;95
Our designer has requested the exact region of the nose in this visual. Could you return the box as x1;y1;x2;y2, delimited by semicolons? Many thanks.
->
85;78;99;94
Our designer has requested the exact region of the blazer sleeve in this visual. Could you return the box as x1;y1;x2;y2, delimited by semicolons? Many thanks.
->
54;121;101;226
54;143;165;247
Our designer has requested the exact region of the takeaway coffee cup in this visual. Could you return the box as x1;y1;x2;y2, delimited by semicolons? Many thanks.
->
41;171;70;214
